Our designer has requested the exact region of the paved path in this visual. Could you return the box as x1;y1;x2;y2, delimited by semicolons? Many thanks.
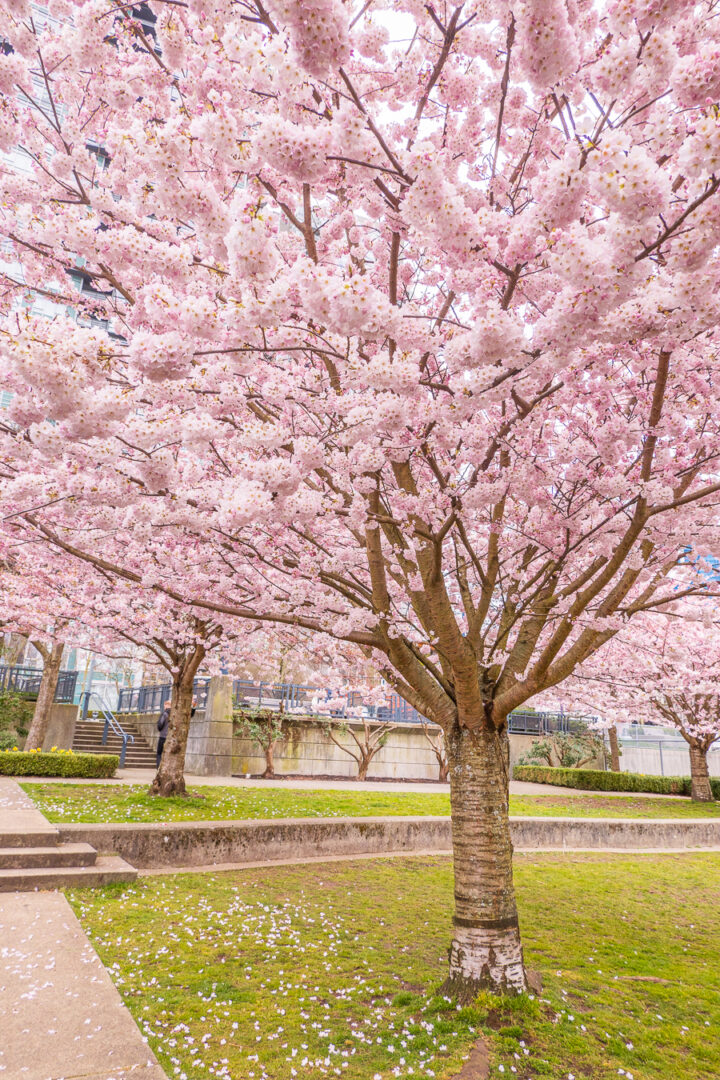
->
34;769;688;799
0;778;167;1080
0;776;60;842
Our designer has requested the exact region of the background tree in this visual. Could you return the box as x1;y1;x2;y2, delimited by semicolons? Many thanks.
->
323;716;397;782
234;708;297;779
517;730;605;770
421;721;449;783
2;0;720;994
564;612;720;802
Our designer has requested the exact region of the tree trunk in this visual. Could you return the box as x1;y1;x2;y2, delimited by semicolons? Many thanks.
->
149;647;204;796
608;725;621;772
357;753;369;781
263;739;276;779
24;641;64;751
442;721;527;1000
689;742;713;802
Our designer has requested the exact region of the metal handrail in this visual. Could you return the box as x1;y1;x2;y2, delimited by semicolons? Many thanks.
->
80;691;134;767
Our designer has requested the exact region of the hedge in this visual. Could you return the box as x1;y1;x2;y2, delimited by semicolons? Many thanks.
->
0;750;118;778
513;764;720;798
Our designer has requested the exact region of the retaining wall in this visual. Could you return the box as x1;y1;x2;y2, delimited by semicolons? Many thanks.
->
58;815;720;869
42;704;80;751
232;722;552;780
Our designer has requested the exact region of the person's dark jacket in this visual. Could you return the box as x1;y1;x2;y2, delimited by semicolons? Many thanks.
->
157;707;170;738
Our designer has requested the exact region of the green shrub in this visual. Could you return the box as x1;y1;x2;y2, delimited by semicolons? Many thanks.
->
0;690;34;745
0;730;19;751
513;764;720;799
0;750;118;778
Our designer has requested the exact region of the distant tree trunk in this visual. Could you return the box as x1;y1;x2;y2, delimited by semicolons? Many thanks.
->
688;741;713;802
608;725;621;772
442;720;527;1001
357;750;372;782
422;722;449;781
24;640;64;751
149;644;205;797
263;738;276;778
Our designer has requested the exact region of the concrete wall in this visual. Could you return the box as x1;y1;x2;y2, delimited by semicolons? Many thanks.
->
41;704;79;751
233;718;444;780
233;721;558;780
59;815;720;869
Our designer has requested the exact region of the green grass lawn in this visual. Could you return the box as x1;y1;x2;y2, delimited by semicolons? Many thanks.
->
20;781;720;823
69;853;720;1080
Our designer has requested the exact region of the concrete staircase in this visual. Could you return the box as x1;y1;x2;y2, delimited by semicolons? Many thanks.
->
0;828;137;892
72;717;157;768
0;777;138;891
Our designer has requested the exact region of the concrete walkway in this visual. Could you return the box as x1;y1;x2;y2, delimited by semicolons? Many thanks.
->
35;768;689;799
0;778;167;1080
0;892;166;1079
0;776;61;844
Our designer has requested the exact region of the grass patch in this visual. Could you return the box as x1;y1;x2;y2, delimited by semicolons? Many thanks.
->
20;781;720;823
68;853;720;1079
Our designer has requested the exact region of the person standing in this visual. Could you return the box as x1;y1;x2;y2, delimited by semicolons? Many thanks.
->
155;696;198;768
156;699;171;768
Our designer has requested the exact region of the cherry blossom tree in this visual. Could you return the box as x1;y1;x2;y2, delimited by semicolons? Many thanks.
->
2;0;720;994
566;612;720;801
0;537;229;789
0;558;72;749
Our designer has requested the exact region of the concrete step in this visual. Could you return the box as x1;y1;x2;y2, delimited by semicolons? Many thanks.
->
71;740;156;761
0;828;60;848
0;854;137;891
0;842;97;870
72;742;154;756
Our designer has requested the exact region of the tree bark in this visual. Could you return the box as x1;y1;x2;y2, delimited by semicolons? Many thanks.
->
24;640;64;751
608;725;621;772
149;646;205;796
263;739;276;779
688;742;713;802
357;754;369;781
442;721;527;1000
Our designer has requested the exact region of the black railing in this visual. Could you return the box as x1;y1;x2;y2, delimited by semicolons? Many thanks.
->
117;677;210;714
231;680;429;724
0;664;78;703
116;673;585;733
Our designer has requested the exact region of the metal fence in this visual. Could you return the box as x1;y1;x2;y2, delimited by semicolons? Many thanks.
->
507;711;589;735
117;674;582;733
117;677;210;714
0;664;78;703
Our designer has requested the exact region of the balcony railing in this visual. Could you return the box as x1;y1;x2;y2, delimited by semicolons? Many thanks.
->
0;664;78;704
116;674;584;733
117;678;210;714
